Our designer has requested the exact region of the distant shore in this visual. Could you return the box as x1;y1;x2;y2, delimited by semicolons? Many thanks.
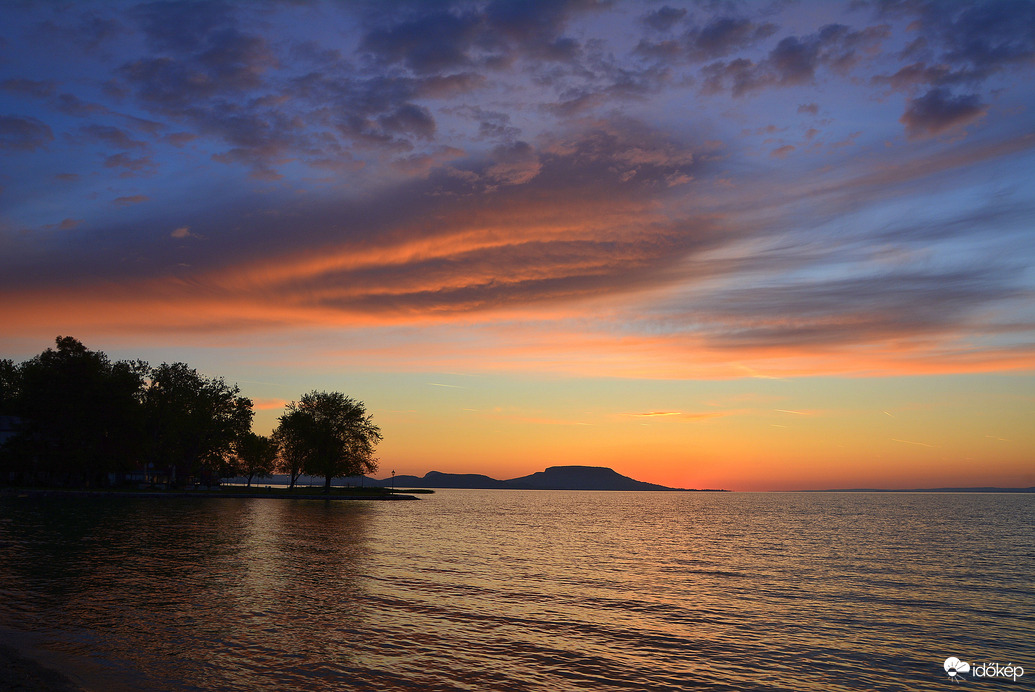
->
800;486;1035;493
0;644;85;692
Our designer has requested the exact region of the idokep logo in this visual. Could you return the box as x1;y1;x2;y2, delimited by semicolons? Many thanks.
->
943;656;1026;683
944;657;970;682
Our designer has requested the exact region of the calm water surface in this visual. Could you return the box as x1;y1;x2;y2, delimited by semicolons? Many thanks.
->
0;490;1032;691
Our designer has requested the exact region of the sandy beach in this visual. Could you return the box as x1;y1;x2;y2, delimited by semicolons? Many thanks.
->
0;644;85;692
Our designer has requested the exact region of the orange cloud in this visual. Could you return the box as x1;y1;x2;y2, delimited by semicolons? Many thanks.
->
252;398;289;411
624;410;730;421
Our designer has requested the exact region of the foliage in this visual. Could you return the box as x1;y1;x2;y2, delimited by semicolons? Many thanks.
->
0;358;19;413
272;409;309;490
9;337;148;484
274;390;381;490
236;432;279;487
2;339;387;492
0;337;258;488
143;362;253;484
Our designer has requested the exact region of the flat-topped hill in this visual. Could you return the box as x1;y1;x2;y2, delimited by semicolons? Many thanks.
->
374;465;720;491
232;465;725;491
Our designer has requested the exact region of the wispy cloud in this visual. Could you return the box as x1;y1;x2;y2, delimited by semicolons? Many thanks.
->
891;438;936;448
625;410;730;421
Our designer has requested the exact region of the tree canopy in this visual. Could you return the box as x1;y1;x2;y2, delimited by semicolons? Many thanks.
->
2;338;385;491
274;391;382;491
236;432;278;488
143;362;253;483
1;337;254;487
5;336;148;484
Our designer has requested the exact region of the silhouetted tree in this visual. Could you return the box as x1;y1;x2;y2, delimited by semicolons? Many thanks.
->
0;358;24;477
143;362;253;485
11;337;147;485
0;358;19;414
273;408;312;490
274;391;381;491
236;432;278;487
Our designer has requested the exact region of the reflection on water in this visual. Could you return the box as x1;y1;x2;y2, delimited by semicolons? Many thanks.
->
0;491;1032;691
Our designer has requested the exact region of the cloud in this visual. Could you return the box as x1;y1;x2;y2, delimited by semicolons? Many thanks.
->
484;140;541;186
900;88;987;138
637;15;777;62
129;0;235;53
107;6;469;177
0;115;54;151
54;93;110;117
252;398;288;411
878;0;1035;81
691;16;779;61
378;103;436;139
41;218;82;231
626;410;727;421
459;106;522;142
701;23;888;96
112;195;149;206
38;10;126;52
119;28;277;109
1;79;56;98
641;6;686;32
0;0;1032;385
674;266;1027;350
170;226;204;240
360;9;485;74
871;0;1034;133
2;117;718;325
80;124;147;149
104;153;157;176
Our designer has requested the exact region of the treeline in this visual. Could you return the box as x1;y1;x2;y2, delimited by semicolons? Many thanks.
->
0;337;380;489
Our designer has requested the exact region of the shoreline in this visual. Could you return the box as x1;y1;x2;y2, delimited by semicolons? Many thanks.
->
0;488;418;501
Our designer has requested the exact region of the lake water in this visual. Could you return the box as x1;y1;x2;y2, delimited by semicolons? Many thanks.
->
0;490;1032;691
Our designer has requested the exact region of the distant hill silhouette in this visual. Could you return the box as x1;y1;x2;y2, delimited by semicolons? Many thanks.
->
227;465;724;491
386;471;510;489
504;465;677;491
380;465;717;491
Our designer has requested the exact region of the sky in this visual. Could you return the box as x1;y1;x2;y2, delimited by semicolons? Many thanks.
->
1;0;1033;490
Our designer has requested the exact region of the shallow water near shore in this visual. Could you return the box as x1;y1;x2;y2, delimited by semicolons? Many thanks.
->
0;490;1032;691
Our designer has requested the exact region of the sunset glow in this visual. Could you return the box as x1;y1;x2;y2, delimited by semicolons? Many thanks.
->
2;1;1033;489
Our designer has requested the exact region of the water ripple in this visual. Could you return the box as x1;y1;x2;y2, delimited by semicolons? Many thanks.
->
0;491;1031;690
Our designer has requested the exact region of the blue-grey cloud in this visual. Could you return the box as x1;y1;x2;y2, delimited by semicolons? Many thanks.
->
900;88;986;137
0;0;1031;365
686;266;1028;349
701;23;888;95
0;79;56;98
37;11;127;53
641;6;687;33
0;117;719;319
870;0;1035;132
80;124;147;150
128;0;236;53
0;115;53;151
636;15;777;63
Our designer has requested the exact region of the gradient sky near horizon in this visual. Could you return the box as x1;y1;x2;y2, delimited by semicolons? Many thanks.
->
2;0;1033;490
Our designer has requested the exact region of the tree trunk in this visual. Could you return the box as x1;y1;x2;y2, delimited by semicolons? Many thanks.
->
324;474;332;492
